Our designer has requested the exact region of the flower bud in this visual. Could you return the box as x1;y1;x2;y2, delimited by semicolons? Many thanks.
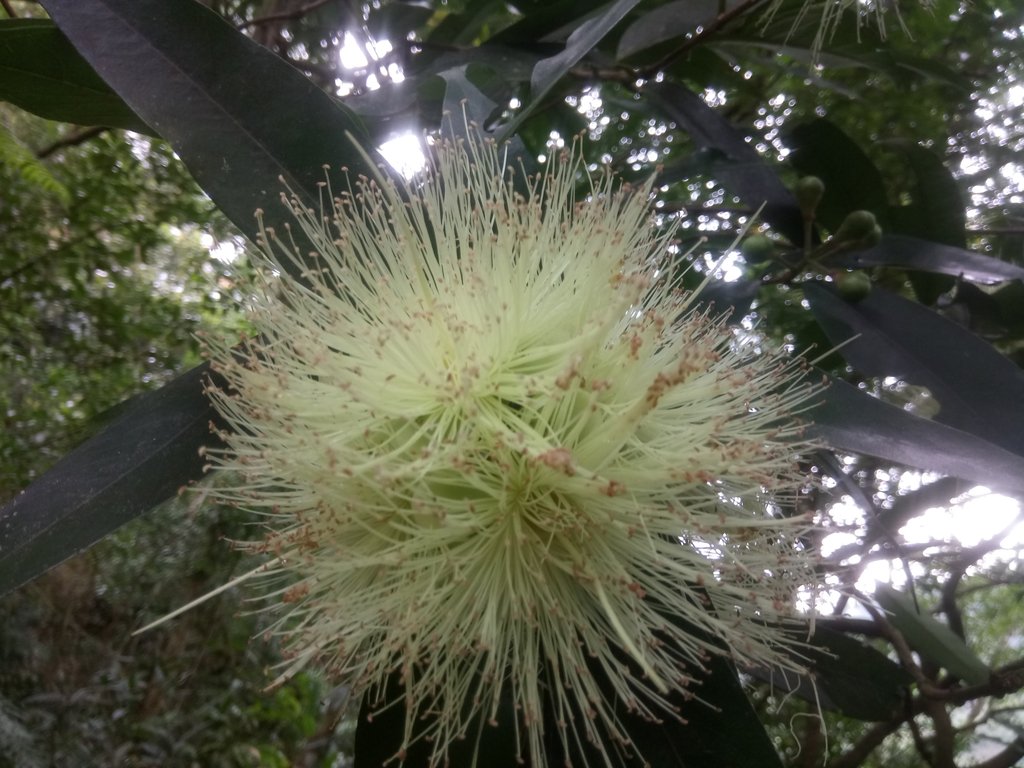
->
837;270;872;301
832;209;878;244
861;224;883;249
794;175;825;220
741;233;775;262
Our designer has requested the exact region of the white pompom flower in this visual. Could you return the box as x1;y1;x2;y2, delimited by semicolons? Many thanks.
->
194;134;822;766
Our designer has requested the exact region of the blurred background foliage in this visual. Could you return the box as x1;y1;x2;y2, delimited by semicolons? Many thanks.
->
1;0;1024;766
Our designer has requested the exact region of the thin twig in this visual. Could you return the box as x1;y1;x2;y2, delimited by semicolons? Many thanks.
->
36;126;107;159
970;227;1024;236
829;719;904;768
236;0;332;31
905;708;937;766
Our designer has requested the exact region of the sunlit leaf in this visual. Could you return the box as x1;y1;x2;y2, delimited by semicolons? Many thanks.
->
805;282;1024;456
498;0;642;140
874;584;990;686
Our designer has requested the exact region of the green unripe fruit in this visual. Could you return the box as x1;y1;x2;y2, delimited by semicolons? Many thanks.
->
741;234;775;262
860;224;883;249
833;210;878;244
794;176;825;219
837;270;872;301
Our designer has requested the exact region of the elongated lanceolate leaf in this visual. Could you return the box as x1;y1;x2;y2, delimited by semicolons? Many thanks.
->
616;0;722;59
874;584;990;686
834;234;1024;284
804;283;1024;456
0;365;221;596
752;625;912;721
355;673;520;768
645;81;804;244
438;64;503;137
637;652;784;768
0;19;152;133
498;0;642;140
881;140;966;248
355;643;783;767
807;377;1024;495
38;0;378;251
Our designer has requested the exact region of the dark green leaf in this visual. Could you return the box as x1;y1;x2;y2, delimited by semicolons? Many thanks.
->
646;81;804;244
439;64;505;132
355;673;521;768
713;39;891;74
39;0;378;256
754;625;911;721
407;44;540;86
355;649;782;768
547;635;785;767
884;140;967;300
420;0;511;48
991;281;1024;336
875;584;990;686
695;276;760;322
492;0;615;45
807;377;1024;495
498;0;642;140
344;77;434;138
0;19;151;133
435;65;534;180
0;364;221;596
711;41;969;95
882;140;966;248
834;234;1024;284
741;0;971;92
879;141;966;302
834;48;972;93
616;0;720;60
804;283;1024;456
633;653;784;768
788;119;888;232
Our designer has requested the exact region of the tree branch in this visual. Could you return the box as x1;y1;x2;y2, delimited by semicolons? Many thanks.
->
236;0;332;31
829;718;904;768
36;126;108;159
